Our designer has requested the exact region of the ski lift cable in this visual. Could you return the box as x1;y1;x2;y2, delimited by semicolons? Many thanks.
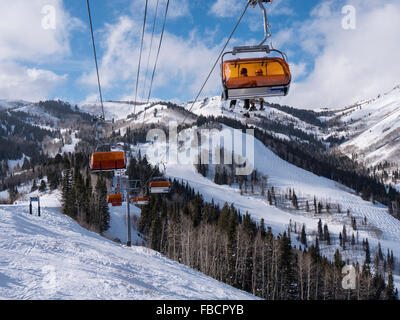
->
133;0;149;117
180;0;251;127
141;0;160;100
142;0;170;124
86;0;105;122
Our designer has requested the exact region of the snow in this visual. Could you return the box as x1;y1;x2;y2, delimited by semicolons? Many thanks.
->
61;131;80;154
79;101;148;121
141;124;400;272
2;90;400;296
183;96;324;138
8;155;29;171
104;202;144;245
338;86;400;166
0;196;256;300
0;99;31;110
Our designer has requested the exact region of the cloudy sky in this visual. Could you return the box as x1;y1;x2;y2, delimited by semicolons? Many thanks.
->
1;0;399;109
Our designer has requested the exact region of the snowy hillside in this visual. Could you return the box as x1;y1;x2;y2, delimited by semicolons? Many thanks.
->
337;85;400;167
3;91;400;297
0;99;32;110
79;101;140;121
0;99;58;124
140;124;400;273
0;197;256;300
183;96;325;139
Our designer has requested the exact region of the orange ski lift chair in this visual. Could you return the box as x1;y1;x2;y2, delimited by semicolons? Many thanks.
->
131;197;150;205
107;193;123;207
221;45;291;100
149;177;171;194
90;151;126;172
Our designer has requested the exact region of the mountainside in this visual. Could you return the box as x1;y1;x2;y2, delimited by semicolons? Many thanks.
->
140;125;400;266
2;91;400;299
332;85;400;182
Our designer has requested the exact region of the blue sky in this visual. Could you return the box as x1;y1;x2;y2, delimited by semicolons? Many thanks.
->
1;0;400;109
51;0;317;103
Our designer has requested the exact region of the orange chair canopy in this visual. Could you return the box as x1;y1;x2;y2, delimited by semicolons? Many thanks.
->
223;57;291;89
107;193;123;204
149;180;171;194
90;151;126;171
149;181;171;188
111;203;122;207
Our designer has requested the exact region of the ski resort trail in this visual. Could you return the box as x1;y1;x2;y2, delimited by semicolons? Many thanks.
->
0;201;256;300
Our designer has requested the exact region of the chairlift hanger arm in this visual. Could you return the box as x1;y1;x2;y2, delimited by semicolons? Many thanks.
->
252;0;272;46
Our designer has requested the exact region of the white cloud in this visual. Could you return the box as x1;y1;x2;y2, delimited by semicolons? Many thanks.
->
209;0;242;18
269;0;295;16
274;1;400;109
168;0;191;19
79;15;223;102
0;62;67;101
0;0;81;61
0;0;81;100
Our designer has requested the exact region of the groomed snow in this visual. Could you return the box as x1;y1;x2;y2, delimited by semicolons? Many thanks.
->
0;194;256;300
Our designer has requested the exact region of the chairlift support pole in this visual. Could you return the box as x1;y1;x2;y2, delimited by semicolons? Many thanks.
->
122;178;141;247
126;189;131;247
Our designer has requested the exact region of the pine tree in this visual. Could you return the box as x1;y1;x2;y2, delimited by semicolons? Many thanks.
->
386;271;397;300
8;186;18;203
323;224;331;245
151;215;162;251
61;168;73;216
214;171;220;185
342;225;347;244
267;189;272;205
39;180;47;192
318;219;323;241
317;202;323;214
292;191;298;209
300;224;307;247
30;179;38;192
271;186;276;204
365;239;371;265
96;176;110;233
279;232;296;299
351;217;357;230
313;196;317;214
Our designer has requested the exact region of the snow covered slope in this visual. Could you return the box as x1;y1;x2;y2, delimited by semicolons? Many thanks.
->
338;85;400;167
0;199;256;300
79;101;140;121
141;125;400;266
183;96;325;141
